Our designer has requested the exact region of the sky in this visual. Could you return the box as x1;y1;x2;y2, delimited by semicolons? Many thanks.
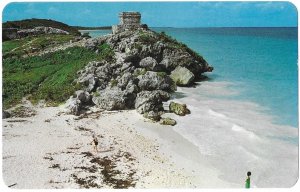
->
2;1;298;27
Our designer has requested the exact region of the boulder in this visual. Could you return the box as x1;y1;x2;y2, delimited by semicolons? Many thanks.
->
2;110;11;119
117;72;134;89
159;117;176;126
73;90;92;104
170;66;195;86
77;74;99;92
92;88;126;110
169;101;191;116
139;57;160;71
137;71;176;92
92;87;136;110
143;111;162;121
84;38;100;50
65;98;82;116
135;90;170;114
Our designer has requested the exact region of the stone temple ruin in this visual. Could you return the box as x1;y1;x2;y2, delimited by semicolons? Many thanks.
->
112;12;148;34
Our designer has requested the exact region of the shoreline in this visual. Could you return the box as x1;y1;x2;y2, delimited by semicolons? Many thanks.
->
2;103;237;188
168;81;298;187
2;80;298;188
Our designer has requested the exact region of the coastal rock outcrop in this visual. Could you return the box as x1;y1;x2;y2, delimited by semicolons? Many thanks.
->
135;90;170;114
169;101;191;116
92;87;136;110
143;111;162;121
137;71;176;92
65;90;92;115
139;57;160;71
170;66;195;86
17;26;69;38
63;12;213;125
159;117;177;126
2;110;11;119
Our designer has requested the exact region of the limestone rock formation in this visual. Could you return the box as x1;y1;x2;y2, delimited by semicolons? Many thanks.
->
169;101;191;116
137;71;176;92
135;90;170;114
17;26;69;38
139;56;160;71
143;111;162;121
63;12;213;125
65;90;92;115
170;66;195;86
159;117;177;126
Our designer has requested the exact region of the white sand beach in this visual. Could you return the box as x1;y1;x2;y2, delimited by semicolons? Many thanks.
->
2;99;236;188
2;81;298;189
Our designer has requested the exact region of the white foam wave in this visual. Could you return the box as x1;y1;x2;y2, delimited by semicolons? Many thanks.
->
208;109;227;119
170;81;298;187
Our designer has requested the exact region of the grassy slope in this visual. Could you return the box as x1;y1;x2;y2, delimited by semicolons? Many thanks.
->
2;44;114;109
3;18;80;35
2;34;75;58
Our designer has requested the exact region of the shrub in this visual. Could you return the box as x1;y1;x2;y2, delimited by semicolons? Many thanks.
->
3;46;105;108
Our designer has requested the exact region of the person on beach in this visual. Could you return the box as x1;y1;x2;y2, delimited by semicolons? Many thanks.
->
91;134;99;152
245;171;251;188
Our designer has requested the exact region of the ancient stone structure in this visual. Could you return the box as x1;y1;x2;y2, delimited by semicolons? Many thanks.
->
112;12;148;34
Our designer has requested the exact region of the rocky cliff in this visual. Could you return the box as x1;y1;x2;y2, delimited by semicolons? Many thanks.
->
65;27;213;123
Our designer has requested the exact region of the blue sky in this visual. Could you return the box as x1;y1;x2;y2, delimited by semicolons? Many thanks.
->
2;2;298;27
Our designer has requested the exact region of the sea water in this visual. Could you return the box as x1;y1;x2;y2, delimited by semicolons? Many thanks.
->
89;28;298;187
154;27;298;128
153;28;298;187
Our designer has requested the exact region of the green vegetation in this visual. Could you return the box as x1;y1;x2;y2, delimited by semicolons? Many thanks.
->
3;18;80;35
97;43;115;62
3;46;115;108
138;31;156;44
158;31;205;62
2;34;75;59
157;72;167;78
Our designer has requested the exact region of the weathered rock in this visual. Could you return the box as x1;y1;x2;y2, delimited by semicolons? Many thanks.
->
159;117;177;126
92;87;136;110
169;101;191;116
137;71;176;92
8;106;37;118
77;74;99;92
143;111;162;121
92;88;126;110
73;90;92;104
84;38;100;50
170;66;195;86
135;90;170;114
125;80;139;94
2;110;11;119
139;57;160;71
65;98;82;116
64;13;213;120
117;72;134;89
16;26;69;38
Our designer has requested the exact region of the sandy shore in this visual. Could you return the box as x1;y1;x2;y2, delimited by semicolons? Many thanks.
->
2;80;298;189
2;99;237;189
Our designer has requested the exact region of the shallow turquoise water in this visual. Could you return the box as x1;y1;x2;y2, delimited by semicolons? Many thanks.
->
154;27;298;128
89;28;298;128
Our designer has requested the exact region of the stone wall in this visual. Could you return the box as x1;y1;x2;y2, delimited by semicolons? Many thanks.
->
112;12;147;34
119;12;141;26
